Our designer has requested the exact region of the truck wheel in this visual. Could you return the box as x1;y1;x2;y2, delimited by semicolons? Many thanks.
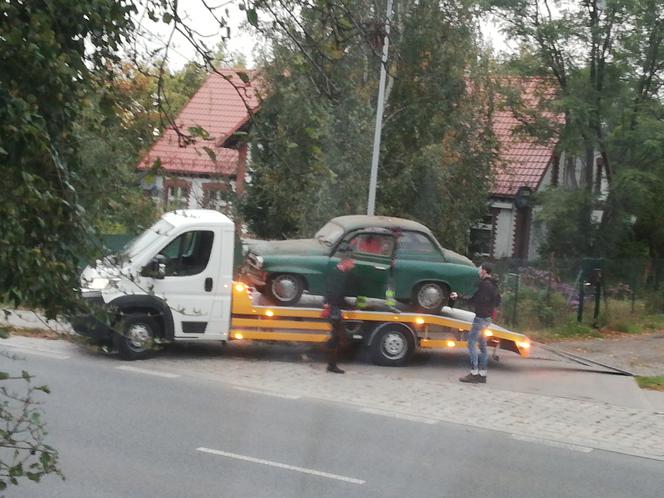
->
266;274;304;306
370;324;414;366
412;282;448;314
116;314;160;361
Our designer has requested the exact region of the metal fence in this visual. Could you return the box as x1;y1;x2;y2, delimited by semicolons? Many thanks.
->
488;257;664;329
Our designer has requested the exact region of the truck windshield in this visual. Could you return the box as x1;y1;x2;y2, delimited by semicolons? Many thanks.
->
314;221;344;246
118;219;175;261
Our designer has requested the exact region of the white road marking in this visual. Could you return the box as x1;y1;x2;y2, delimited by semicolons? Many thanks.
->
360;407;438;425
1;344;70;360
116;365;180;378
232;386;301;399
511;434;594;453
196;447;365;485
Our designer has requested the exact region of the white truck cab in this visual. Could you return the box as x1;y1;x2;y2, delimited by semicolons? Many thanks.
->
77;210;236;358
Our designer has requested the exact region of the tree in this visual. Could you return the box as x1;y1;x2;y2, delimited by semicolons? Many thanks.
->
244;0;496;250
0;0;139;317
77;59;207;234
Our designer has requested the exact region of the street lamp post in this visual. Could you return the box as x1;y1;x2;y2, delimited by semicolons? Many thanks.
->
366;0;394;216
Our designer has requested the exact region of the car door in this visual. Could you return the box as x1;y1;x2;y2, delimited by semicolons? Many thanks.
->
147;228;221;338
331;232;395;298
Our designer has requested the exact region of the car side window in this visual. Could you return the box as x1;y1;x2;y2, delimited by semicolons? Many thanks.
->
348;233;394;257
396;232;441;259
159;230;214;276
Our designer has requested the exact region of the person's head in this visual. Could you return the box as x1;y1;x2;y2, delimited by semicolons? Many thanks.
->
337;243;356;272
479;262;493;279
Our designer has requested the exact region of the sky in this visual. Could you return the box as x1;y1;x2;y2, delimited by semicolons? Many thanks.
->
134;1;258;70
135;2;513;71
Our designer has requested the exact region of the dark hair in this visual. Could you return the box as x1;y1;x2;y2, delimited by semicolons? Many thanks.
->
480;262;493;275
337;242;354;258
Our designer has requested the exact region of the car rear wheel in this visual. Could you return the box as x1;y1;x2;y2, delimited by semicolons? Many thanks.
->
413;282;449;314
266;274;305;306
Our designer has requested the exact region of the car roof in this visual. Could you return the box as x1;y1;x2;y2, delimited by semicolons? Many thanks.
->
329;215;433;236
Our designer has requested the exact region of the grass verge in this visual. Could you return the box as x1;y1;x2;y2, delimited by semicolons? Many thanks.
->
636;376;664;392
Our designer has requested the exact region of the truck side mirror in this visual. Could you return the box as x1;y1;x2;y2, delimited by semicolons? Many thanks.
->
141;255;166;279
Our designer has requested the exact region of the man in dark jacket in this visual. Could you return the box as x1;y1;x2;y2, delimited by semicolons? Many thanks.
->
322;244;355;374
450;263;501;384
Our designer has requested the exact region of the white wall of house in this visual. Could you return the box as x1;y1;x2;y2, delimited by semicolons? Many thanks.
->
491;201;515;259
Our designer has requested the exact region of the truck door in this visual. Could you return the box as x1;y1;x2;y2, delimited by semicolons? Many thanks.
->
147;228;222;338
337;232;395;298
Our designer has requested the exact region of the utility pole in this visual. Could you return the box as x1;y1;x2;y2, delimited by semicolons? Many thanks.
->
366;0;394;216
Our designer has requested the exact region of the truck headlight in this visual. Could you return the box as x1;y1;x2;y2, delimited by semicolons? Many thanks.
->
89;278;110;290
253;255;264;268
88;277;119;290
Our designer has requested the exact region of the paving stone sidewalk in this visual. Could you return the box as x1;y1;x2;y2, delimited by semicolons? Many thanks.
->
150;350;664;462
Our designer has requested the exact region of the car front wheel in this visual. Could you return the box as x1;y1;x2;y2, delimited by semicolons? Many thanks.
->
413;282;449;314
266;274;305;306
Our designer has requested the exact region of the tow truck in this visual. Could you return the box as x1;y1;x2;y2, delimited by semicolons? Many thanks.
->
74;209;531;364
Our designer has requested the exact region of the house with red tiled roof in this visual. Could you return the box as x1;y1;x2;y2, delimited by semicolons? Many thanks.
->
138;68;259;214
469;78;568;260
140;71;592;261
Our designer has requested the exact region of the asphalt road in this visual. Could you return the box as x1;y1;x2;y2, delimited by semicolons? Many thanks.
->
1;343;662;498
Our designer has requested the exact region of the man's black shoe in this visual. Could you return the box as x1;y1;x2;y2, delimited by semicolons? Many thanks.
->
327;365;345;374
477;375;487;384
459;373;481;383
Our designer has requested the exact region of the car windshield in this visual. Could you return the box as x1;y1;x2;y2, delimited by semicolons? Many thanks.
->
117;218;175;261
314;221;344;246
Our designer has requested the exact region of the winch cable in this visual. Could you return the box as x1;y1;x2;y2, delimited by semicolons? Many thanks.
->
533;341;634;377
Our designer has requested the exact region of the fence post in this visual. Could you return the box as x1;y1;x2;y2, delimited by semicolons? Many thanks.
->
592;278;601;328
546;253;554;306
577;278;585;323
510;272;520;327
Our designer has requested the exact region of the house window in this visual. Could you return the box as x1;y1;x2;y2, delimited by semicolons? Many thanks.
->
469;215;494;259
163;179;191;210
202;182;229;211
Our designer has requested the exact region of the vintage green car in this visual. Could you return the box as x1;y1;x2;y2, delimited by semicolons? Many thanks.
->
243;215;479;313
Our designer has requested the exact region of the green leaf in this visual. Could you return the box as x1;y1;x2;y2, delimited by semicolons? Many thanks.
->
246;8;258;27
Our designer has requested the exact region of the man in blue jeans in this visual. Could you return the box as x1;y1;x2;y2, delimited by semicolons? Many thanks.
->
450;263;501;384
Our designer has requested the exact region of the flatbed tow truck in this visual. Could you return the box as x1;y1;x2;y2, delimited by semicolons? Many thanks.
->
74;209;531;364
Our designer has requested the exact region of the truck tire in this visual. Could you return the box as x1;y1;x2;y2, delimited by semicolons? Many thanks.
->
116;313;160;361
370;324;415;366
266;274;304;306
412;282;449;314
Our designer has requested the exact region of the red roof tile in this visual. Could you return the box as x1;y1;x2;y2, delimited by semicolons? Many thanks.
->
491;78;562;197
138;68;259;176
